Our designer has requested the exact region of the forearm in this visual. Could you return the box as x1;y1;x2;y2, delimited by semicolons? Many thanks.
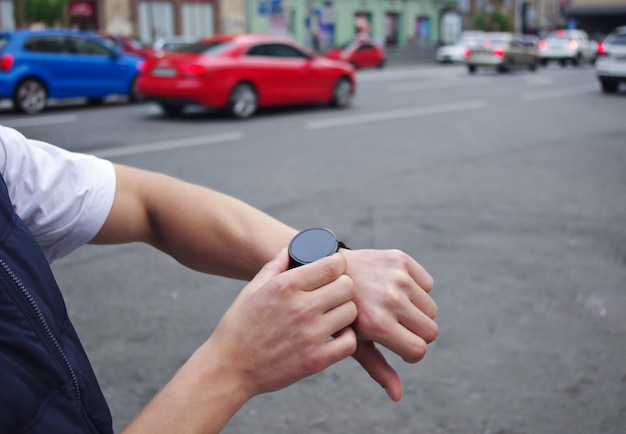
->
91;164;298;280
122;342;249;434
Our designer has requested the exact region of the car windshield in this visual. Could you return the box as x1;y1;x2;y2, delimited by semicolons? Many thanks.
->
173;40;233;55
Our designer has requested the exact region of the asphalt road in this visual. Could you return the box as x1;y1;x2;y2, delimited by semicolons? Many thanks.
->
3;62;625;433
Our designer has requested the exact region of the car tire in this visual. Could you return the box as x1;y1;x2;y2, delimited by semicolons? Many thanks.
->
540;59;548;66
600;79;619;94
13;78;47;114
160;103;184;116
467;65;476;74
572;54;581;67
330;76;352;108
88;97;105;106
228;82;257;119
529;59;538;72
377;59;385;69
559;59;567;67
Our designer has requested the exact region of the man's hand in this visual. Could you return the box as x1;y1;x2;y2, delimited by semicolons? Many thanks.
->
340;248;438;401
124;250;358;434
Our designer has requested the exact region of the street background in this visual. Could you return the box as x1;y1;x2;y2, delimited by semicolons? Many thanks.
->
3;61;625;433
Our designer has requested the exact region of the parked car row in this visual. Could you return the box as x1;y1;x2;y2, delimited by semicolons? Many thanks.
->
0;29;358;117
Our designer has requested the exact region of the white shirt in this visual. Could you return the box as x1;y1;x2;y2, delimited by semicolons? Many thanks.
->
0;125;116;263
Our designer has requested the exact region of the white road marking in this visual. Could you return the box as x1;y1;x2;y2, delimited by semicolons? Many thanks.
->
2;114;78;128
306;100;486;130
522;84;598;101
90;132;243;158
389;77;492;92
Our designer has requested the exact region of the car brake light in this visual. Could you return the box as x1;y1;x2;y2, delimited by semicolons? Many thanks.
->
597;41;607;56
569;39;578;50
538;40;547;50
0;54;14;71
493;47;505;57
181;64;207;76
463;48;471;58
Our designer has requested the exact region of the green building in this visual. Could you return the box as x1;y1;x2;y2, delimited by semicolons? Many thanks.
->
247;0;458;50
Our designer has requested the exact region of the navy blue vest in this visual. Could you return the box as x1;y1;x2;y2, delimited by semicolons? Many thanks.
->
0;173;113;433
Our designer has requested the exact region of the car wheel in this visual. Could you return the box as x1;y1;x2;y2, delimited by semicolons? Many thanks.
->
160;103;184;116
13;78;47;114
572;54;581;67
467;65;476;74
377;59;386;69
228;82;257;119
529;59;538;72
559;59;567;67
88;97;104;105
330;76;352;108
540;58;548;66
600;79;619;94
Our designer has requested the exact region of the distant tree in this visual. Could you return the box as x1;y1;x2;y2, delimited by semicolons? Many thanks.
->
473;10;511;32
22;0;69;27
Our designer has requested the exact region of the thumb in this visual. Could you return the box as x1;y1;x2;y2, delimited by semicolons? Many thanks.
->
352;340;403;402
246;248;290;293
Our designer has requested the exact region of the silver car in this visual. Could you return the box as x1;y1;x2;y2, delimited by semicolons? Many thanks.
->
596;26;626;93
465;32;539;74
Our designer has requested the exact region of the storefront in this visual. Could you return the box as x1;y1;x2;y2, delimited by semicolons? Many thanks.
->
69;1;98;30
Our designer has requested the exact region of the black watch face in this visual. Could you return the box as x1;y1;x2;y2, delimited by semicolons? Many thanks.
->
288;228;339;268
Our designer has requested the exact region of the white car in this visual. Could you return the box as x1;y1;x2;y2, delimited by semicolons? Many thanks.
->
596;26;626;93
435;31;484;64
538;29;596;66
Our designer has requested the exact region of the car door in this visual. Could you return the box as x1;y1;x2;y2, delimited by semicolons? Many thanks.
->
352;43;377;68
67;36;131;96
244;42;313;105
21;35;80;97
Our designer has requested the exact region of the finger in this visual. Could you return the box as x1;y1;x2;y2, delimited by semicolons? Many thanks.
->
398;303;439;345
311;274;355;314
405;256;434;293
371;320;430;364
322;300;358;336
287;253;347;293
246;248;289;292
407;284;439;319
352;340;403;402
322;326;357;366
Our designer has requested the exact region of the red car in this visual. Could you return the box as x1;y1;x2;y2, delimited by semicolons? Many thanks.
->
324;40;386;69
99;33;157;59
137;33;356;118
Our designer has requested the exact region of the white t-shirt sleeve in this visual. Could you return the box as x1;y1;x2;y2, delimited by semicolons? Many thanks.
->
0;125;116;263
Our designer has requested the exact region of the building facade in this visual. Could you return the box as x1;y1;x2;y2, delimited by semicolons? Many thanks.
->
2;0;622;44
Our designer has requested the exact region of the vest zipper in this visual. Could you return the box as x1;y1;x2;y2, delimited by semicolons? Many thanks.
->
0;257;83;406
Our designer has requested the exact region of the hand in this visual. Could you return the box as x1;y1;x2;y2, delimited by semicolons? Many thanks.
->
340;248;438;402
123;250;358;434
205;248;358;398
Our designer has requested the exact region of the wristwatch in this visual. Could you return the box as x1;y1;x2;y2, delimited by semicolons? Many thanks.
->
288;227;349;269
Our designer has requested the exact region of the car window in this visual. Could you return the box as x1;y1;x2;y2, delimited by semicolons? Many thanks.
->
70;37;112;55
0;35;10;52
357;44;374;51
176;41;233;55
247;43;309;59
24;36;70;53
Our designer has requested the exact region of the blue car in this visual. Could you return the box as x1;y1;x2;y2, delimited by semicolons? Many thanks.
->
0;29;144;114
